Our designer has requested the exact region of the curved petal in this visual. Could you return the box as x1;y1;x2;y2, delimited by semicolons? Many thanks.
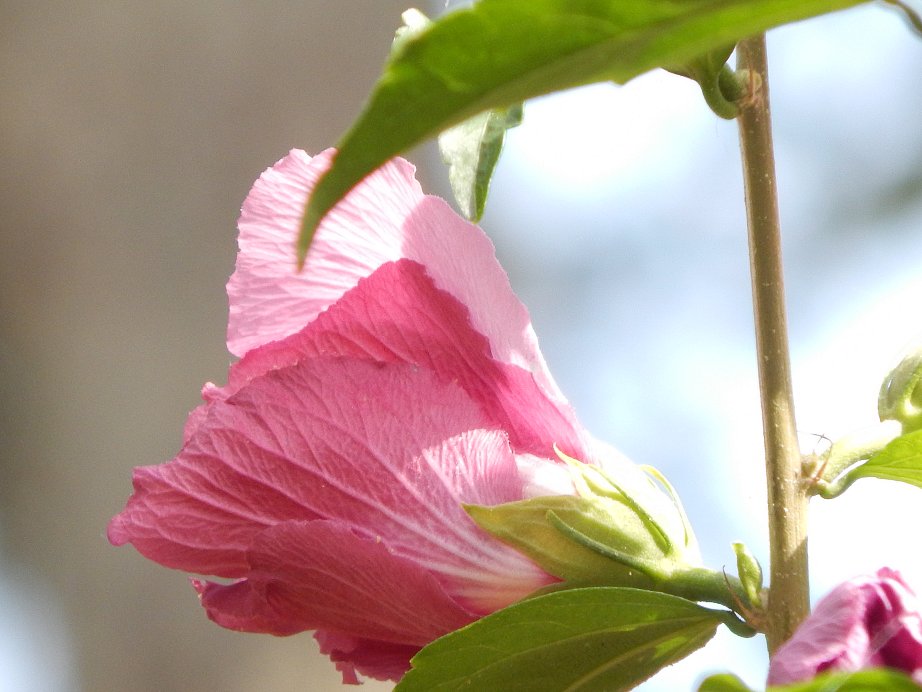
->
766;579;870;684
109;354;554;606
227;150;419;356
768;568;922;684
214;259;587;460
314;631;418;685
194;521;476;645
399;197;561;402
227;149;565;405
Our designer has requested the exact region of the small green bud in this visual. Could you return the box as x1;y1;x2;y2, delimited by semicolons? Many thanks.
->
732;542;764;609
879;346;922;433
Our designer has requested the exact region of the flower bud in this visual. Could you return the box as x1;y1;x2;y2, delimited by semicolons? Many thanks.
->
879;346;922;433
733;542;764;610
768;568;922;686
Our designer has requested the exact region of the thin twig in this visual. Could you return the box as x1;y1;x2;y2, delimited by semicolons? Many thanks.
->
883;0;922;36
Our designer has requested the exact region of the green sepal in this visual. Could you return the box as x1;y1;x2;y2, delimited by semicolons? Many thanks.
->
557;449;698;557
465;496;658;587
438;104;522;221
467;500;760;633
396;587;724;692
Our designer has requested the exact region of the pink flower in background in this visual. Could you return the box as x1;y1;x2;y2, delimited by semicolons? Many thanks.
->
768;568;922;685
108;150;597;683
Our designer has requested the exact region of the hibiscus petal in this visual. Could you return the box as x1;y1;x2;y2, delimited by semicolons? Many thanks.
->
194;521;475;647
314;630;418;685
768;568;922;685
109;355;554;607
227;150;418;356
216;259;586;460
865;571;922;678
766;580;870;684
227;149;564;405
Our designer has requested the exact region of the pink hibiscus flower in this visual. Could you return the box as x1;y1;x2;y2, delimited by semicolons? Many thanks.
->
768;568;922;686
109;149;609;683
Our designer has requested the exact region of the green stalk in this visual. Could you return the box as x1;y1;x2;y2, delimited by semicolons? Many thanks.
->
735;35;810;654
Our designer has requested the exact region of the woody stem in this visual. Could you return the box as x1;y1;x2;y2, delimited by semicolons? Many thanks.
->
735;34;810;654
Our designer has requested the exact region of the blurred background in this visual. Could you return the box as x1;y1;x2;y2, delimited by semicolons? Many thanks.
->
1;2;920;690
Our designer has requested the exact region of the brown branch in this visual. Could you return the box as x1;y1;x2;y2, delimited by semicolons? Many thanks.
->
735;34;810;654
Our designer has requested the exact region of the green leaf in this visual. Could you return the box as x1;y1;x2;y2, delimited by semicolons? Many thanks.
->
847;428;922;490
298;0;865;261
396;587;723;692
401;7;522;220
699;668;922;691
698;673;756;692
438;104;522;220
769;668;922;690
